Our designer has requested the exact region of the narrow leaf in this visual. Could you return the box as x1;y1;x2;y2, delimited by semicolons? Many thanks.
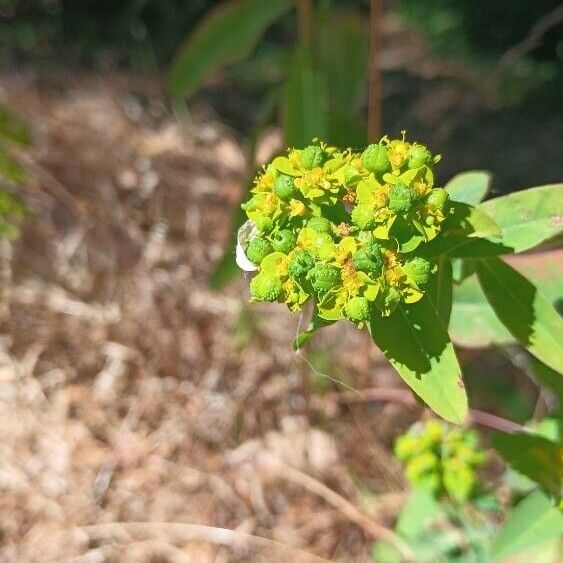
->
283;48;327;146
476;257;563;374
168;0;292;97
492;432;562;496
368;295;467;423
491;489;563;560
445;170;491;205
427;257;453;328
478;184;563;254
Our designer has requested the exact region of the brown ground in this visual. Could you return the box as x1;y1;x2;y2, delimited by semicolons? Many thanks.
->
0;74;426;562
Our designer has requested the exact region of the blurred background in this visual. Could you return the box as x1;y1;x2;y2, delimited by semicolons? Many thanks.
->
0;1;561;561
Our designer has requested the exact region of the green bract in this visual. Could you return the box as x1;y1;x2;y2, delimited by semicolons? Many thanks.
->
240;134;452;322
395;420;486;502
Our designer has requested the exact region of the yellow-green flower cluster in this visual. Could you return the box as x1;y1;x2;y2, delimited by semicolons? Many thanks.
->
395;420;486;502
239;134;451;326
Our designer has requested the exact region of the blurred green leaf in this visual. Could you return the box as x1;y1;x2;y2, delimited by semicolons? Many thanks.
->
445;170;491;205
396;489;442;540
476;257;563;374
315;11;368;146
0;152;27;184
282;48;327;146
368;295;467;423
450;273;514;348
168;0;293;98
492;431;562;496
491;489;563;560
427;257;453;328
478;184;563;254
0;105;31;147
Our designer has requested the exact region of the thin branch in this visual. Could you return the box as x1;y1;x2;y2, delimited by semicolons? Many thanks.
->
468;409;527;434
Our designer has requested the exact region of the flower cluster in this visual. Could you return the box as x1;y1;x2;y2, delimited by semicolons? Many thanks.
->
394;420;486;502
238;134;451;326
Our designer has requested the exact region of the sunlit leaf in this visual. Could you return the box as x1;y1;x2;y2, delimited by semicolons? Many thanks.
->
476;257;563;374
445;170;491;205
491;489;563;560
478;184;563;253
427;257;452;328
168;0;292;97
368;295;467;423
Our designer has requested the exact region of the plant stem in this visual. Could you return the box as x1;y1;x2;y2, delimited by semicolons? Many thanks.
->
297;0;313;50
367;0;383;141
467;409;526;434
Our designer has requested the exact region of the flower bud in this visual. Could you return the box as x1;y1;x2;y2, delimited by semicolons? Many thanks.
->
344;296;370;323
301;145;326;170
250;273;282;302
307;216;332;235
353;249;383;276
271;229;297;254
308;264;340;294
362;144;390;174
246;237;273;264
407;144;432;169
351;203;376;230
288;250;315;280
274;174;297;201
427;188;449;210
403;257;431;285
388;182;415;214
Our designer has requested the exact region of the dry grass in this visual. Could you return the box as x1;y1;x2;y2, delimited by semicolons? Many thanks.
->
0;74;420;562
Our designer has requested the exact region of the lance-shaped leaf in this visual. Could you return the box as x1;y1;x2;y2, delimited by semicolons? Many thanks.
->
368;295;467;423
169;0;293;98
423;201;504;258
492;431;562;496
445;170;491;205
478;184;563;253
491;489;563;560
427;257;453;328
283;48;327;146
476;257;563;374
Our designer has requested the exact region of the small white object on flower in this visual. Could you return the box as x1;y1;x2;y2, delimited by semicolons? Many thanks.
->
235;220;259;272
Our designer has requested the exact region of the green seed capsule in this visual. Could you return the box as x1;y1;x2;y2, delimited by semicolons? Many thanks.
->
351;203;376;230
307;216;332;234
403;257;431;285
407;144;432;169
274;174;297;201
250;273;282;302
427;188;449;210
308;264;340;294
353;250;383;276
246;237;273;264
362;144;391;174
388;182;415;214
288;250;315;280
271;229;297;253
345;296;370;323
301;145;326;170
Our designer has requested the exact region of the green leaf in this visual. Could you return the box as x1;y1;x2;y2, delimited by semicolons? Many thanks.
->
396;489;442;541
476;257;563;374
315;11;367;146
423;201;503;258
168;0;292;98
492;432;562;496
0;105;31;147
478;184;563;254
368;295;467;423
282;48;328;146
450;273;514;348
491;489;563;560
427;257;453;328
445;170;491;205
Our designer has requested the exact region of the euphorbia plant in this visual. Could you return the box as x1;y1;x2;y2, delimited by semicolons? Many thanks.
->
237;134;563;425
